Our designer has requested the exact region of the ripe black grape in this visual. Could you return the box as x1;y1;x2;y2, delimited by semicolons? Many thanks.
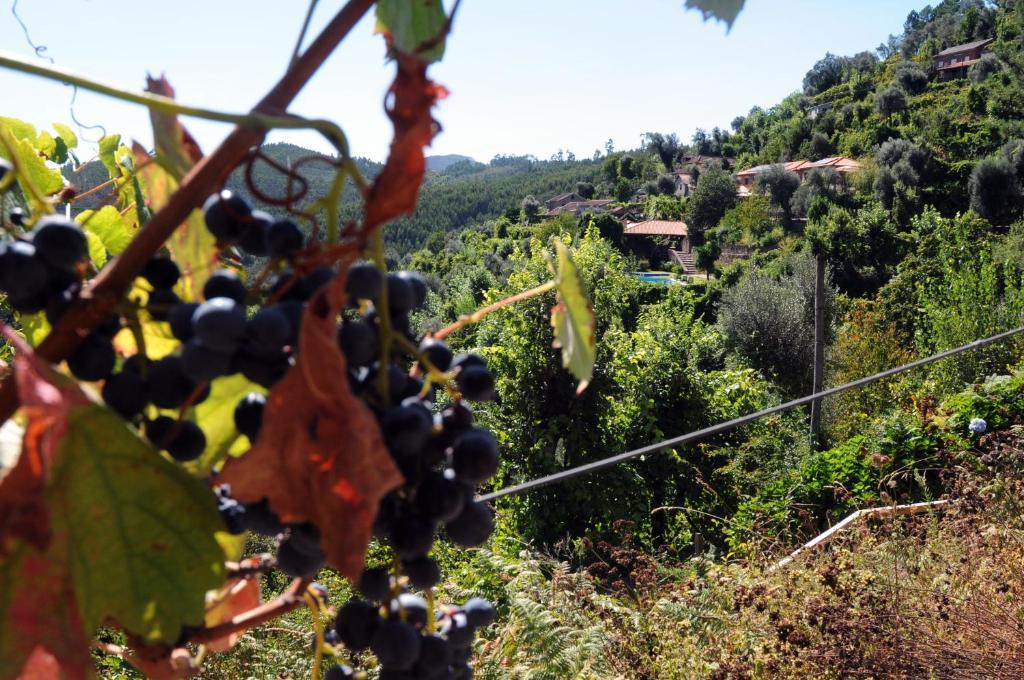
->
203;270;247;305
0;241;50;309
445;501;494;548
234;392;266;440
168;302;198;342
393;592;429;628
247;307;291;353
269;269;311;302
416;471;468;524
338;320;377;368
451;428;499;485
371;620;421;671
305;265;335;293
358;566;392;602
232;346;290;388
386;273;415;312
403;556;440;590
8;207;25;227
181;338;233;383
238;210;271;256
419;337;453;372
415;634;453;676
276;535;324;578
0;158;10;182
102;370;148;420
143;257;181;290
463;598;495;628
267;218;304;257
287;521;322;556
389;513;436;560
346;261;382;301
239;498;283;536
31;216;87;271
323;665;355;680
217;494;246;534
147;356;198;409
456;365;496;402
147;287;181;321
396;270;428;308
67;333;116;381
443;611;475;648
146;416;206;462
192;297;246;353
380;403;434;459
203;190;251;243
335;598;381;651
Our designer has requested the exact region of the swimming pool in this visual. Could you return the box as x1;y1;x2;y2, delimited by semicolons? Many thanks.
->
630;272;684;285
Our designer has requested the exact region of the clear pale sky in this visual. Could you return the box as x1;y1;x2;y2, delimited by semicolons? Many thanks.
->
0;1;924;162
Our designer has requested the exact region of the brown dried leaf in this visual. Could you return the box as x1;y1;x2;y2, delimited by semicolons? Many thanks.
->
218;273;403;581
203;576;261;652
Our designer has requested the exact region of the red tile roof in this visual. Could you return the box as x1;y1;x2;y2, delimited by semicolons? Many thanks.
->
624;220;688;236
936;37;993;57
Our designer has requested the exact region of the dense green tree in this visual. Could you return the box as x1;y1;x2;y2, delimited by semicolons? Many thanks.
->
521;194;542;223
969;157;1021;226
695;240;721;279
656;173;677;195
969;53;1004;83
644;132;682;171
619;155;638;180
576;181;595;199
756;164;801;222
809;132;833;160
803;53;847;95
685;167;738;245
876;86;907;121
790;169;843;218
895;62;929;94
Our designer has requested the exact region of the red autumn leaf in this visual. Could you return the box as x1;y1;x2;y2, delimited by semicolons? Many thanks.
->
362;50;447;234
0;336;86;555
218;272;403;581
203;576;262;653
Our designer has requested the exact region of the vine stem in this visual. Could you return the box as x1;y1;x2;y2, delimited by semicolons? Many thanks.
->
0;50;354;156
188;577;311;644
433;280;557;340
0;0;377;426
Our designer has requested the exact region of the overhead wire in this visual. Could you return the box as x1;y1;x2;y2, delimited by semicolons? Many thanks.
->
477;324;1024;503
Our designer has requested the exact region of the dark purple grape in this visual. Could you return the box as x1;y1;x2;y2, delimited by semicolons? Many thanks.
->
338;321;377;368
232;347;290;388
415;634;453;676
181;339;233;383
148;287;181;321
203;270;247;304
238;210;271;256
203;190;251;243
44;285;78;324
335;599;381;651
419;337;453;372
381;403;434;458
192;297;246;353
270;269;310;302
234;392;266;440
392;593;429;628
267;218;304;257
218;495;246;534
441;403;474;435
456;365;496;402
147;356;197;409
373;494;400;540
451;428;499;485
371;620;421;671
31;215;87;271
386;273;415;312
102;370;148;420
396;271;428;308
417;471;468;523
287;521;322;556
0;241;50;305
67;333;116;381
389;513;435;560
276;536;323;578
147;416;206;462
358;566;392;602
445;501;494;548
364;362;411;403
463;598;495;628
345;262;382;301
443;611;475;647
95;313;123;338
8;207;25;227
143;257;180;290
168;302;198;342
403;557;440;590
305;265;335;293
240;498;283;536
247;307;291;352
276;300;304;344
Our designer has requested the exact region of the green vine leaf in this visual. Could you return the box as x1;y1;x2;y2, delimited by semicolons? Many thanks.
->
0;348;225;678
52;122;78;150
549;239;596;394
97;134;122;178
76;205;134;259
684;0;746;29
0;120;64;197
376;0;448;63
187;374;265;477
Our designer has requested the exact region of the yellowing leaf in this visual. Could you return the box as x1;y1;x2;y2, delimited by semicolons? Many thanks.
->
376;0;448;63
98;134;122;178
0;129;64;198
35;131;56;160
549;239;595;393
76;205;134;256
83;230;107;268
186;374;265;477
52;123;78;150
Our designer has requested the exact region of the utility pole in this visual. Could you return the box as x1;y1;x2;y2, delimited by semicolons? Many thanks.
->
810;254;826;446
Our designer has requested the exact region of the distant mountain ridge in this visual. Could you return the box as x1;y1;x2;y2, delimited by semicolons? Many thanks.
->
425;154;475;172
